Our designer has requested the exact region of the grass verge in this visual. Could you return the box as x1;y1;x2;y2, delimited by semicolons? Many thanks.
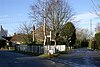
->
38;53;60;58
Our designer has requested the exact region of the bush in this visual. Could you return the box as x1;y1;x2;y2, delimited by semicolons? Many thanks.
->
95;33;100;50
88;40;92;49
0;39;6;49
56;36;66;45
75;39;82;48
28;41;43;46
81;40;88;47
28;41;37;45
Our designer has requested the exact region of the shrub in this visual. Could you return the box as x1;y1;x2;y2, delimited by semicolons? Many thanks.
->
95;33;100;50
81;40;88;47
0;39;6;48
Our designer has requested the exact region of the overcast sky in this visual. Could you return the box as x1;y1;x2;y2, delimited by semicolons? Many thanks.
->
0;0;99;36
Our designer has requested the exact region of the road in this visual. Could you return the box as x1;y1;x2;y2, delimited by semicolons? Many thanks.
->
0;48;100;67
50;48;100;67
0;50;67;67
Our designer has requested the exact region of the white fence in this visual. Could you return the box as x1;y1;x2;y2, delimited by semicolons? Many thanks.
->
44;45;66;54
15;45;66;54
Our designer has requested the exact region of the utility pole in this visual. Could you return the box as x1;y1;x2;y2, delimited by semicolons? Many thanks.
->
90;19;93;38
43;0;47;53
43;0;46;46
89;19;93;49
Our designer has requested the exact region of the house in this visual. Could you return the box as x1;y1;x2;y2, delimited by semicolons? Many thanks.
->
0;25;7;39
34;25;53;43
11;34;33;44
34;25;44;42
11;34;24;44
11;25;51;44
11;26;44;44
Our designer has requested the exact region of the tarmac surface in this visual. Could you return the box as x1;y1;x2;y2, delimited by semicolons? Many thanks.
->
50;48;100;67
0;48;100;67
0;50;67;67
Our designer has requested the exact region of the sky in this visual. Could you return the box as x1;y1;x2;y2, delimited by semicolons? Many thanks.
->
0;0;99;36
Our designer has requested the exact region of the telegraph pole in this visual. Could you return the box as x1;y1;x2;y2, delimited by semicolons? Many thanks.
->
89;19;93;49
90;19;93;38
43;0;47;53
43;0;47;46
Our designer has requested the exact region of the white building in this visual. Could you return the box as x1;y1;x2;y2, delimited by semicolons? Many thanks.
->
0;25;7;39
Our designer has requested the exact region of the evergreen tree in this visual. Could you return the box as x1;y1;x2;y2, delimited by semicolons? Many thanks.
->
61;22;76;47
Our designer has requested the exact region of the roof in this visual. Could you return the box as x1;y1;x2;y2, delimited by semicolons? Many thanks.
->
11;25;53;43
11;34;24;42
11;34;32;42
0;25;7;39
35;25;51;41
35;26;44;41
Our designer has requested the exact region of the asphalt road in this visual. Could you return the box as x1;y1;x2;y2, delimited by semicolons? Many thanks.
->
51;48;100;67
0;50;67;67
0;48;100;67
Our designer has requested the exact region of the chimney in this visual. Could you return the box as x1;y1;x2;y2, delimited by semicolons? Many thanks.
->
0;25;3;31
14;33;16;35
32;25;35;42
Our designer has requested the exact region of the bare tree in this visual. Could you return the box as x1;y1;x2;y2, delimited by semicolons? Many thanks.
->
47;0;75;35
95;22;100;33
17;22;33;44
17;22;32;34
30;0;74;36
91;0;100;17
76;28;89;40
